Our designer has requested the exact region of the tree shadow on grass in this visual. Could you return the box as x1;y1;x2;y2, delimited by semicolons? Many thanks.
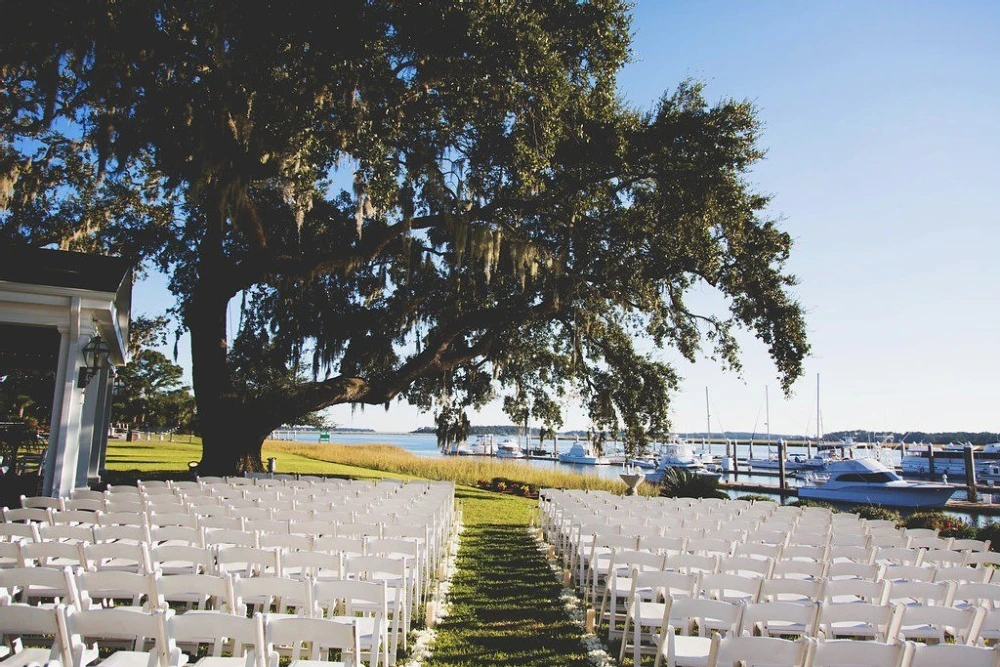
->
427;524;593;667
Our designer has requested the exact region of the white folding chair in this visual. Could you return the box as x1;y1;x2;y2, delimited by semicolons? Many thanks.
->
312;578;389;667
263;615;360;667
887;602;981;645
0;602;72;667
63;606;182;667
168;610;267;667
649;596;742;667
0;566;78;609
618;569;700;661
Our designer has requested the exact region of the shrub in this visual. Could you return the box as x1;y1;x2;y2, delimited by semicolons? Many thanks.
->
737;494;776;503
903;511;976;539
850;505;902;524
789;499;837;511
977;522;1000;551
658;468;728;500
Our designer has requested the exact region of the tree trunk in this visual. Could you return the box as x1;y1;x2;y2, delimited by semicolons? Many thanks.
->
197;411;268;475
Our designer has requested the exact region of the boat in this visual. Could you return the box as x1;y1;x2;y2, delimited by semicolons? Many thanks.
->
797;457;955;508
900;442;1000;477
558;441;611;465
642;438;721;483
748;442;834;471
495;438;526;459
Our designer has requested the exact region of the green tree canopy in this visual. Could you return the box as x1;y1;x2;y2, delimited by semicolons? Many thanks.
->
0;1;808;473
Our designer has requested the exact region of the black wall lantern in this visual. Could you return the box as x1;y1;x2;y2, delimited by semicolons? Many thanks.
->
78;334;111;388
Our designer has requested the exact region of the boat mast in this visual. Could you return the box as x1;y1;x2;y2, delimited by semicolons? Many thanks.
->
765;385;771;450
706;387;713;458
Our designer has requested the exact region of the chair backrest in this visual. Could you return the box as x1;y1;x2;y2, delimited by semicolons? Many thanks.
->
82;541;152;573
64;606;178;667
263;615;360;666
73;569;160;610
952;538;991;553
666;552;719;575
168;609;266;667
771;558;825;581
150;544;214;576
887;602;981;645
233;574;312;616
816;600;895;641
699;572;762;604
20;540;86;569
905;641;1000;667
821;577;889;606
885;580;953;607
215;546;281;578
711;633;810;667
739;600;819;638
0;602;72;666
807;637;906;667
154;572;234;613
667;596;743;637
0;565;77;607
633;569;699;601
281;550;344;582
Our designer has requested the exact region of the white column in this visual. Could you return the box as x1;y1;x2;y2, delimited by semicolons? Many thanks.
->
87;365;113;484
76;367;102;489
41;299;88;498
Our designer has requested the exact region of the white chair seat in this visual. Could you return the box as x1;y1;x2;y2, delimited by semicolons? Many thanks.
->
667;633;713;667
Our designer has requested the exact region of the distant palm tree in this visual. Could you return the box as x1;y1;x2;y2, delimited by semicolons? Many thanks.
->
658;468;728;500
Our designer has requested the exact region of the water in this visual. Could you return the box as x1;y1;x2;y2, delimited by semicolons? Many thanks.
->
274;430;995;525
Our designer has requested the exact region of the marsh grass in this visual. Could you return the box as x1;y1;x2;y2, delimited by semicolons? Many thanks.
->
268;441;652;495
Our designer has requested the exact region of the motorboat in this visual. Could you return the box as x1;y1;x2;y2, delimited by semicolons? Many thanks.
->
797;457;955;509
495;438;526;459
900;442;1000;477
558;441;611;465
749;451;832;471
642;438;721;483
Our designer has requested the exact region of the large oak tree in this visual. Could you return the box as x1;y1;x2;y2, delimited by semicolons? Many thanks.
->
0;1;808;473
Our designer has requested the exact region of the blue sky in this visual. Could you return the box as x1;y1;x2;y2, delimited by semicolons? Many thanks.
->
134;1;1000;436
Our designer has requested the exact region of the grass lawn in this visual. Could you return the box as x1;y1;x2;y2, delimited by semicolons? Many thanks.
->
103;437;609;667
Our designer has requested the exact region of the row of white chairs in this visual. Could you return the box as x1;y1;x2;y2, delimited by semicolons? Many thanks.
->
1;566;407;667
538;491;995;590
653;631;1000;667
586;546;996;606
0;603;371;667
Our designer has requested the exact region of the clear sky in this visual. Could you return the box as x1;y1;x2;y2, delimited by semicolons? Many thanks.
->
133;1;1000;436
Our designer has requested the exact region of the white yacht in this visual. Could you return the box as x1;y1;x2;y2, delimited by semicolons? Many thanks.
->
798;457;955;508
558;441;611;465
900;442;1000;477
494;438;526;459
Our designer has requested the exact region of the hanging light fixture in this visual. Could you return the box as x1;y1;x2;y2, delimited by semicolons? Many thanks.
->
78;334;111;388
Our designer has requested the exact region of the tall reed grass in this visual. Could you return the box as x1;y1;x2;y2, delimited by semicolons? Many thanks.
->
265;441;651;494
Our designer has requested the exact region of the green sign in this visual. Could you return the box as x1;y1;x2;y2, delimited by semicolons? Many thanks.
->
318;430;330;443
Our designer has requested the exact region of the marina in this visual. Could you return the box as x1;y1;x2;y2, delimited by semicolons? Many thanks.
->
269;429;1000;520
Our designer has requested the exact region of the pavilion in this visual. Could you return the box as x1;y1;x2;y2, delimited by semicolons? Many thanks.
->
0;247;132;497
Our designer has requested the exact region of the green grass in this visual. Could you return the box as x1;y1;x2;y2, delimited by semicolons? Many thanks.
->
103;437;606;667
428;487;594;666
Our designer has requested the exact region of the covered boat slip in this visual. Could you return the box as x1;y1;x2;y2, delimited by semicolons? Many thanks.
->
0;247;132;497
